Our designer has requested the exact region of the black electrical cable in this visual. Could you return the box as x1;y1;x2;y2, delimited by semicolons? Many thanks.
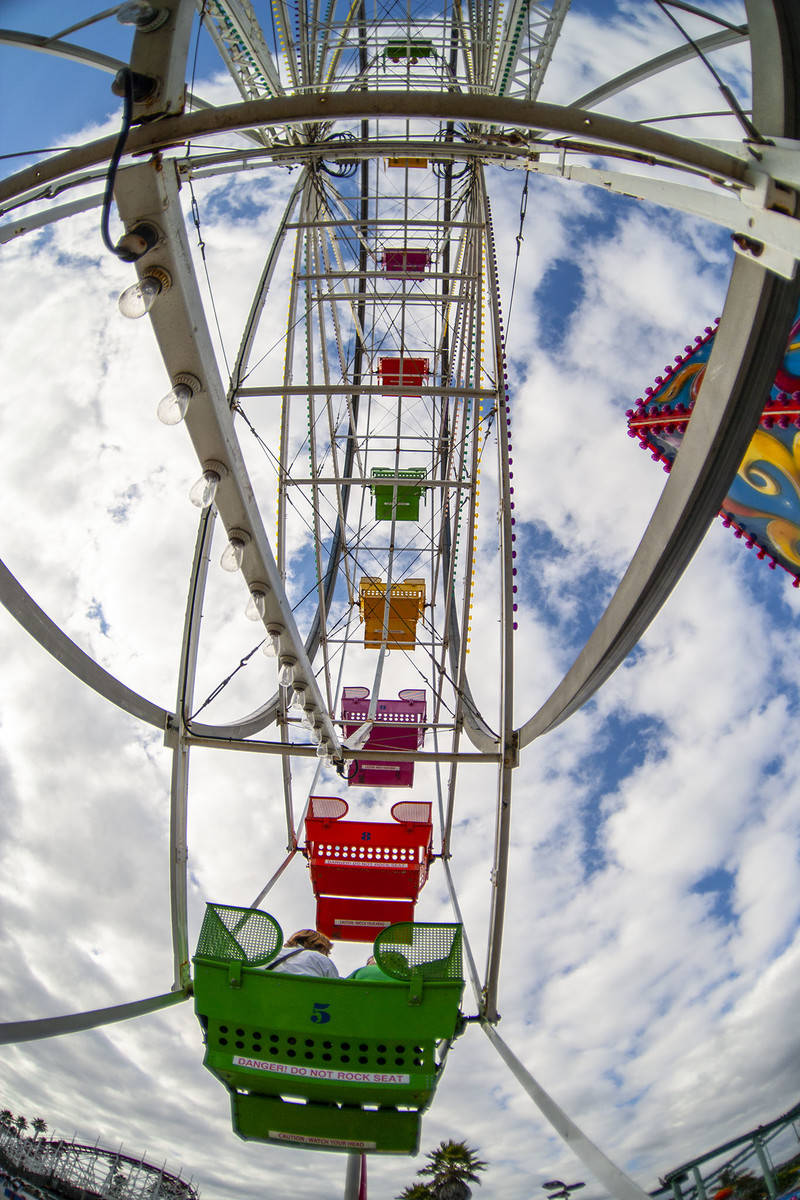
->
320;161;359;178
505;170;529;328
0;146;80;160
100;67;134;258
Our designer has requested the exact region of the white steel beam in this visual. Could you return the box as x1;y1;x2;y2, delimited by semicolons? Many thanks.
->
572;27;747;111
0;990;189;1046
113;158;342;755
524;158;799;277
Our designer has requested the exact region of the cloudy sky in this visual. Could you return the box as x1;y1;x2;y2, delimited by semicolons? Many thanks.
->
2;2;800;1199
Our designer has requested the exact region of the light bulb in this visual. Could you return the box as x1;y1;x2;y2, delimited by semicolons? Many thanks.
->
116;2;169;30
157;382;193;425
220;529;250;573
290;684;307;710
300;707;317;731
118;1;156;23
118;276;160;318
220;538;244;572
189;469;220;508
310;725;324;745
262;624;283;658
315;741;330;758
118;268;170;318
245;585;269;621
277;656;296;688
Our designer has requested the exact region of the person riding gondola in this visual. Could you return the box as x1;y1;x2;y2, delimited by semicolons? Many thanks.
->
265;929;339;977
348;955;396;982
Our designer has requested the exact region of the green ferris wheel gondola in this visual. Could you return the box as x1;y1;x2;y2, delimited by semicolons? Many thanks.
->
192;905;465;1154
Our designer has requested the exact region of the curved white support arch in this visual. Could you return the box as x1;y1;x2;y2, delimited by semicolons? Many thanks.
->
0;557;169;729
0;92;752;214
483;1021;652;1200
573;27;748;111
0;989;189;1046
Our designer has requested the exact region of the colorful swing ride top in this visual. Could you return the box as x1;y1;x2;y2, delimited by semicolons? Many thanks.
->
628;301;800;584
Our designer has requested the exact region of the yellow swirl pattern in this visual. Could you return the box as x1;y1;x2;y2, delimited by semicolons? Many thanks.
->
738;428;800;501
734;429;800;565
766;517;800;567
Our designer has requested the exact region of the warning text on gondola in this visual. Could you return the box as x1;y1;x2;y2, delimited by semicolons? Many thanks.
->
233;1056;410;1084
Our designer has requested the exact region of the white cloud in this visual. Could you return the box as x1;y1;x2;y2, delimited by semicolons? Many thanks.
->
2;3;797;1200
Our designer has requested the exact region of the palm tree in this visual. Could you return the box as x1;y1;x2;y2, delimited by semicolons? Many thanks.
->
417;1140;488;1200
31;1119;47;1140
0;1110;14;1132
15;1116;28;1136
397;1186;435;1200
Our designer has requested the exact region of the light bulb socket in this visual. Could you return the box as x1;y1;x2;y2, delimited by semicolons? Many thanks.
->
114;221;161;263
172;372;201;395
226;528;250;548
201;459;228;480
142;265;171;293
111;67;159;102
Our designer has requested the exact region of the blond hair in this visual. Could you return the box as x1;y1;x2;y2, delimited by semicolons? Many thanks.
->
285;929;333;955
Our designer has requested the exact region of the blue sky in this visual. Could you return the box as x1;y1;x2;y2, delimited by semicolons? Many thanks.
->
2;4;800;1200
0;1;218;167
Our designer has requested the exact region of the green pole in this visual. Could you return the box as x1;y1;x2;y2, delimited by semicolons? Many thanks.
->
753;1138;777;1200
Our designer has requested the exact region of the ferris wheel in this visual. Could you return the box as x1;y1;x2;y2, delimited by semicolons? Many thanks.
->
1;0;799;1196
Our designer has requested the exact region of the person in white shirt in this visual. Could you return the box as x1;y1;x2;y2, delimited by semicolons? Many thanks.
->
268;929;339;978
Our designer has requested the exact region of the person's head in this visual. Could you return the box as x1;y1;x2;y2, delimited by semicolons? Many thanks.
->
285;929;333;956
366;955;376;965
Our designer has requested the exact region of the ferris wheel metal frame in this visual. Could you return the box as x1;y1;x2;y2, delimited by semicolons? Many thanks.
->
1;1;799;1196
